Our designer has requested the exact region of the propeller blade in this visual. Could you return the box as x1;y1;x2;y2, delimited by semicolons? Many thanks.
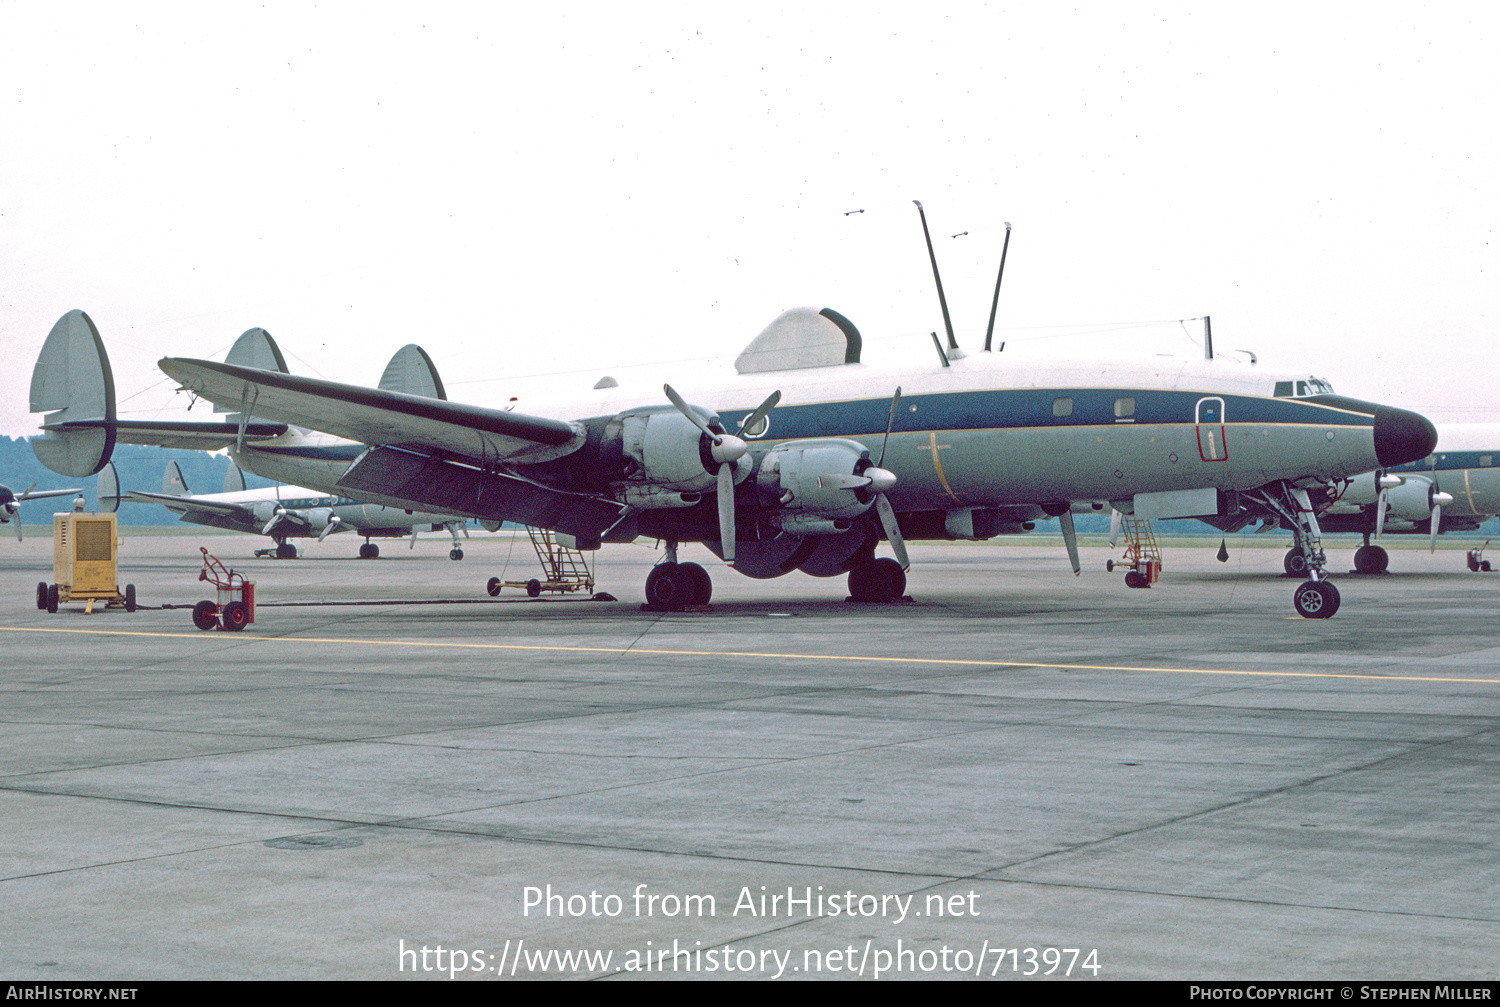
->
873;493;909;570
1430;503;1442;553
878;387;902;467
317;516;342;542
1374;488;1387;539
736;390;781;436
1109;508;1123;548
410;527;419;550
11;503;20;542
1059;508;1081;576
664;384;720;443
717;462;736;564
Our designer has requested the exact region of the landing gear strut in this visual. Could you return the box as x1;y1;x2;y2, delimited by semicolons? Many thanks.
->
1251;482;1341;619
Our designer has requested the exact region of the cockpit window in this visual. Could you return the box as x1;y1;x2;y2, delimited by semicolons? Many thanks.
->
1274;377;1335;398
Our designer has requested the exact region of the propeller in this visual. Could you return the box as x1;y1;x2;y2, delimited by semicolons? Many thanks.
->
1109;507;1123;548
1430;484;1455;553
663;384;779;565
870;387;908;570
317;515;344;542
1373;472;1402;540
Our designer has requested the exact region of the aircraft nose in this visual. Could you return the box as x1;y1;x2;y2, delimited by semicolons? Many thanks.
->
1374;406;1438;468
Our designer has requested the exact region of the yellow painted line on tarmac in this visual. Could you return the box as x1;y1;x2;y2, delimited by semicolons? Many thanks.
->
4;624;1499;685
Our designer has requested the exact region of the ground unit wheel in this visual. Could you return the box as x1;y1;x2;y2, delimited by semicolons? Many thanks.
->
450;548;463;561
192;600;219;631
1125;570;1146;588
221;600;250;631
46;583;59;614
36;581;48;610
1283;550;1308;577
679;562;712;606
1293;580;1340;619
1105;560;1115;572
124;584;136;612
526;578;542;598
644;562;694;611
486;576;503;597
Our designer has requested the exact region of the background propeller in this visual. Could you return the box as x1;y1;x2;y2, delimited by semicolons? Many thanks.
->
869;387;908;570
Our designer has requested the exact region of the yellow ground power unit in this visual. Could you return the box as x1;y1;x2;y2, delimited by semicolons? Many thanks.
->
37;510;137;614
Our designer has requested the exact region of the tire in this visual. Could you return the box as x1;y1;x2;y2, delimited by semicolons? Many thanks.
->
221;600;250;631
847;563;880;601
1105;560;1115;572
276;542;297;560
36;581;47;610
124;584;136;613
1352;545;1389;575
1293;580;1340;619
644;562;693;611
46;583;59;614
192;600;219;631
873;557;905;599
526;578;542;598
486;576;503;597
1125;570;1145;589
679;562;712;606
450;548;463;561
359;543;379;559
1283;550;1308;577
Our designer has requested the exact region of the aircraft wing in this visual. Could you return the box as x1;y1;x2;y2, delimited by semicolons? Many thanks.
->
157;358;585;465
121;489;249;516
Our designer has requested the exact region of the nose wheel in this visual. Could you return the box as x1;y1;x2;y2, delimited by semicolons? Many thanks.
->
1293;580;1340;619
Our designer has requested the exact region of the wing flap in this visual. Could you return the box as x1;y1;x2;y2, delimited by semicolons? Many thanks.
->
337;446;625;540
159;358;584;465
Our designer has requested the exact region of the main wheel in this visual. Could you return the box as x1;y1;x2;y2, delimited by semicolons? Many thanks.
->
276;542;297;560
359;543;379;559
46;583;59;614
1353;545;1389;574
644;562;694;611
873;557;906;599
192;600;219;631
1283;550;1308;577
679;562;712;606
124;584;137;612
450;548;464;561
36;581;48;610
1293;580;1340;619
486;576;503;597
221;600;250;631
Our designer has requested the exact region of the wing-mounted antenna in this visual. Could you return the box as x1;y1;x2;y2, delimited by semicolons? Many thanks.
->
380;345;448;400
30;310;117;477
913;201;961;360
983;222;1011;352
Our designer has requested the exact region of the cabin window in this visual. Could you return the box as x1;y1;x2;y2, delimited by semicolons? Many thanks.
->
1482;455;1493;467
1052;397;1073;417
1114;397;1136;419
1273;381;1293;397
741;414;769;438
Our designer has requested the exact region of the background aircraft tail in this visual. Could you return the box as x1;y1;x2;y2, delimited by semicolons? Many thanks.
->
379;344;448;399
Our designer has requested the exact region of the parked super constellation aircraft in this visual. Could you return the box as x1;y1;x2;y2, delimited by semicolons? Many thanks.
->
28;226;1438;618
99;460;470;559
1;482;81;540
1199;423;1500;575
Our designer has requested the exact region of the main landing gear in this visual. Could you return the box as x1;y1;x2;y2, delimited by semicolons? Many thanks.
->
1351;532;1389;575
358;541;380;559
1252;481;1341;619
847;556;906;602
644;560;712;611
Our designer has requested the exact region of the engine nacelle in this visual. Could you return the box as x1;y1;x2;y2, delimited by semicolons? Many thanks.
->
757;439;877;531
615;408;746;494
1385;476;1439;520
304;507;336;532
1337;472;1403;509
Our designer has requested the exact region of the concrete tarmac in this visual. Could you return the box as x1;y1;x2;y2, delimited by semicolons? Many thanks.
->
1;531;1497;981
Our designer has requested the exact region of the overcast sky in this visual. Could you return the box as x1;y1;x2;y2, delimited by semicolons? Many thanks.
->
4;3;1498;440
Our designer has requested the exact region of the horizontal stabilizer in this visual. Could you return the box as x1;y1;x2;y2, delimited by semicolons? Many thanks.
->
338;446;625;539
159;358;586;466
30;310;116;476
114;419;289;451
